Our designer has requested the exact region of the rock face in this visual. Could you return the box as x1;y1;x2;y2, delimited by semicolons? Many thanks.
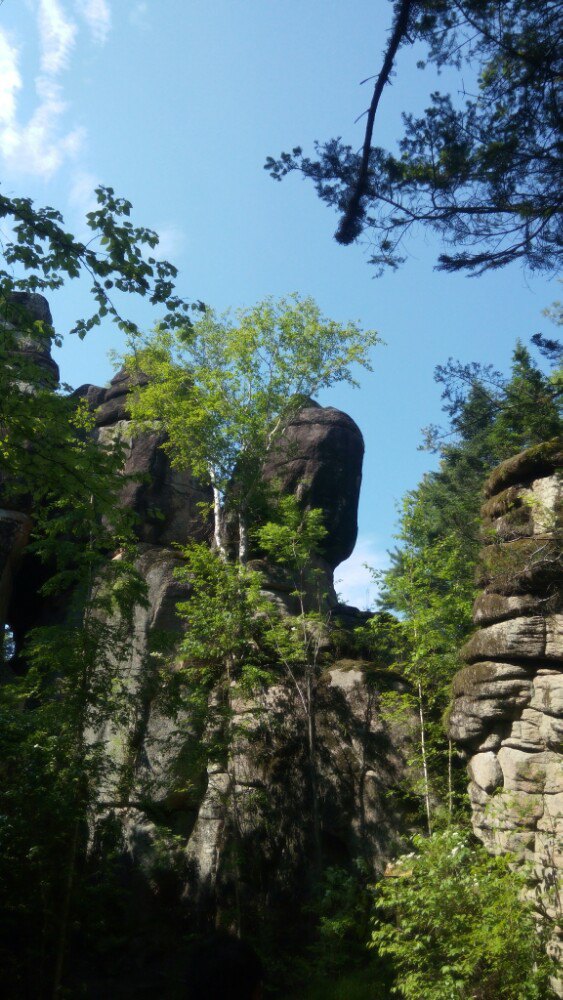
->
449;441;562;984
80;377;406;934
0;294;57;638
261;401;364;567
1;321;413;987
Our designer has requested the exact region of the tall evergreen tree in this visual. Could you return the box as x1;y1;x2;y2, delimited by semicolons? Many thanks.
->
375;340;561;822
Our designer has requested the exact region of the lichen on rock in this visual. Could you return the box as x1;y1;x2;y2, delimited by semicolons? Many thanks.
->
449;443;563;990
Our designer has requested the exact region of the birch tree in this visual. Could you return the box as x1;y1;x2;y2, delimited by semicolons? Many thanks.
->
124;294;378;561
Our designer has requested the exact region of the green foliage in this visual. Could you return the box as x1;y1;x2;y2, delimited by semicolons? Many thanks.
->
371;828;557;999
286;966;388;1000
124;294;378;555
309;863;374;970
0;183;194;994
0;185;200;339
0;557;146;996
266;1;561;274
372;340;562;825
174;542;274;710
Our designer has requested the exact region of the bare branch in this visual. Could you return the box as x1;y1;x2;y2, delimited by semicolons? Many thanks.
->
335;0;414;245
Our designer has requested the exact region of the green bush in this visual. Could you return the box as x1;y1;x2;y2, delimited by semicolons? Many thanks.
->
371;828;556;1000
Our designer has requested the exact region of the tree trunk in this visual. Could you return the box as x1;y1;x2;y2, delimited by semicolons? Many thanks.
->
417;677;432;835
238;512;248;565
212;484;227;560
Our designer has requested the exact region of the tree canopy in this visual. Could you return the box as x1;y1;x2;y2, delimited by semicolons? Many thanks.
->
125;294;378;559
373;339;561;823
265;0;562;275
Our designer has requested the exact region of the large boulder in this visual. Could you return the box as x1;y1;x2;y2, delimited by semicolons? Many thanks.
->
262;402;364;568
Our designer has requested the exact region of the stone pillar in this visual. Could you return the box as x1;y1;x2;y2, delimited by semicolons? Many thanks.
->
449;440;562;988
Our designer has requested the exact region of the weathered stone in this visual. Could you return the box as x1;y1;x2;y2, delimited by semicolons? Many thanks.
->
467;751;503;793
481;485;525;521
91;367;150;426
3;292;60;386
71;382;106;410
450;662;534;745
529;475;562;534
460;615;563;664
546;615;563;659
261;403;364;568
481;507;534;542
450;447;562;993
530;671;563;719
497;746;551;794
483;439;562;498
473;591;556;626
96;419;212;547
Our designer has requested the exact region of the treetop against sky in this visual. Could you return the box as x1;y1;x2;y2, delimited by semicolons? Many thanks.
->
0;0;559;606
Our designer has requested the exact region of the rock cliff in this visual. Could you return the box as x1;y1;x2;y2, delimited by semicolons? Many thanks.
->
80;368;410;929
5;294;560;992
449;441;563;985
1;297;414;983
0;293;58;647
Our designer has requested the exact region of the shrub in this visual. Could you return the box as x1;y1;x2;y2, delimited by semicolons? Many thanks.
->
370;828;556;999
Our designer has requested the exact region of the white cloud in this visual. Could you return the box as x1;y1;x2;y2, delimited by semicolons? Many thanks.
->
334;535;389;611
0;71;85;178
68;168;99;215
75;0;111;45
38;0;77;74
0;1;108;178
0;30;22;128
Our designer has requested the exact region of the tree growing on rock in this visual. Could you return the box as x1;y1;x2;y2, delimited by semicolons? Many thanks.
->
0;184;199;996
124;294;378;561
123;298;377;905
374;338;562;826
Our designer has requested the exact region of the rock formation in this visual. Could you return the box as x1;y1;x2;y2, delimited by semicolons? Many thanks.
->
261;400;364;568
79;369;409;924
0;293;58;644
5;294;560;993
449;441;562;987
1;297;414;988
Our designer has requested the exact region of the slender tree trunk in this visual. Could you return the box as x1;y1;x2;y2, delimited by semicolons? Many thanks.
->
212;483;227;560
238;512;248;565
417;677;432;835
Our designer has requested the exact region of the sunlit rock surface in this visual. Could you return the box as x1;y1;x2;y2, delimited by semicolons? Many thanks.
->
449;441;563;987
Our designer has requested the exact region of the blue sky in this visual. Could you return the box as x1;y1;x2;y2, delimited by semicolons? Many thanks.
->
0;1;558;607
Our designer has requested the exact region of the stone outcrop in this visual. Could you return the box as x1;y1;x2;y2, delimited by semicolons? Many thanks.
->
449;441;562;984
77;374;408;929
0;294;58;639
261;400;364;567
1;306;414;982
